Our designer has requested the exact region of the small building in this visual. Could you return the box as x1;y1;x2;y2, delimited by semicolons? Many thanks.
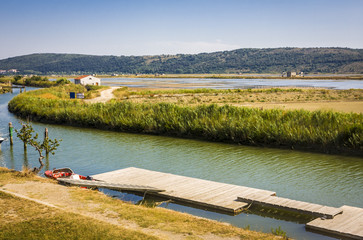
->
74;75;101;86
286;71;296;77
7;69;18;73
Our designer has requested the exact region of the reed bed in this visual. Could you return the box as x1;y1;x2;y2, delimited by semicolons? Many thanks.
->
8;86;363;155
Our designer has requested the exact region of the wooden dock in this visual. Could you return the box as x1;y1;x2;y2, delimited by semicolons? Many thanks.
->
88;167;362;239
306;205;363;239
92;167;276;213
57;178;165;193
237;193;342;219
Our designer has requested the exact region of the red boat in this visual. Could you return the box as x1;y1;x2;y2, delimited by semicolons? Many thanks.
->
44;168;88;180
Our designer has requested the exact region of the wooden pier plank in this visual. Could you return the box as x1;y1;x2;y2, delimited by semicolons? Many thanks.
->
92;167;275;213
90;167;362;239
306;205;363;240
171;183;238;201
237;194;342;218
57;179;165;193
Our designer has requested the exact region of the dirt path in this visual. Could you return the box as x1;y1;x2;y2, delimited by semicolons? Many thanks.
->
85;87;120;103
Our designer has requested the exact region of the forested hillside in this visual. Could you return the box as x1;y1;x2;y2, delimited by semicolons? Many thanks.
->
1;48;362;74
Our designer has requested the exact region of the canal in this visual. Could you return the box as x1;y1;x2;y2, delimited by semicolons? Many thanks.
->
0;87;362;240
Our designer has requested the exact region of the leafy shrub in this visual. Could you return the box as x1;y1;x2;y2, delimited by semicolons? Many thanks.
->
56;78;71;85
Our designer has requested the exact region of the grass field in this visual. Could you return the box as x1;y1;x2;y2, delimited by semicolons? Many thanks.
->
112;87;363;113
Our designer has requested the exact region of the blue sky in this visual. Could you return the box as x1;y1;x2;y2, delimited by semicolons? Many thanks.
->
0;0;362;59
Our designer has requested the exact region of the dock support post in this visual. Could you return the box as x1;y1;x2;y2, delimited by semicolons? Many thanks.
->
44;128;49;155
9;122;13;145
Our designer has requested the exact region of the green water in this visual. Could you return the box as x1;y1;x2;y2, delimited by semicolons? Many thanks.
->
1;89;362;240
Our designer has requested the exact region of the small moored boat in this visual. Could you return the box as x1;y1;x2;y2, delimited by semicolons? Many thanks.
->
44;167;89;180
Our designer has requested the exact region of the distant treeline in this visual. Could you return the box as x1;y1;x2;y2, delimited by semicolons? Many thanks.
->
0;47;362;74
8;85;363;156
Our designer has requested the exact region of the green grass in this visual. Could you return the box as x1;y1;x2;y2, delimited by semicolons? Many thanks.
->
8;86;363;155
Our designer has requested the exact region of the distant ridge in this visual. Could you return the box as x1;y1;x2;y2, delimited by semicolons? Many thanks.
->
0;48;362;74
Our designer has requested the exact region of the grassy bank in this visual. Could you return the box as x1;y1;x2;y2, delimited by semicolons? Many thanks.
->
0;77;13;94
0;85;12;94
113;87;363;113
8;85;363;155
0;168;280;239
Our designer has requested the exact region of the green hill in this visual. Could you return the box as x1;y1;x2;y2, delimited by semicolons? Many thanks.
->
1;48;362;74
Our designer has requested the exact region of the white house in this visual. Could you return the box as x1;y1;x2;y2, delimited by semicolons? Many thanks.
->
74;75;101;86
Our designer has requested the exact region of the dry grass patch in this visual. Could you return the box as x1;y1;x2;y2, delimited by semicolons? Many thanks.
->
0;167;52;186
113;88;363;113
0;191;159;240
70;188;279;239
38;93;59;99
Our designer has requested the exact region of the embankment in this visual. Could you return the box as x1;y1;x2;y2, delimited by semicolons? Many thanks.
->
8;86;363;156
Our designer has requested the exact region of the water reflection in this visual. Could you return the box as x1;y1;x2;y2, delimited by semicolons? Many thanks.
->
23;149;28;168
9;145;15;169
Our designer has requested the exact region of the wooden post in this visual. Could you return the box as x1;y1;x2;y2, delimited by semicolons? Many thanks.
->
9;122;13;145
44;128;49;154
20;88;22;93
44;128;48;139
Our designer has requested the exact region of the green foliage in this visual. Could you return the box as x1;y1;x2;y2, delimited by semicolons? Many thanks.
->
23;75;55;87
271;226;288;239
17;75;77;88
56;77;71;85
85;84;106;91
0;48;362;74
13;75;22;81
16;123;33;149
15;123;61;171
8;87;363;155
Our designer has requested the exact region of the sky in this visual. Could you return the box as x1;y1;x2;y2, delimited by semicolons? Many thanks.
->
0;0;362;59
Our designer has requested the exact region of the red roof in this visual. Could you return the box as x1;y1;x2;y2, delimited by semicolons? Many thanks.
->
74;75;91;80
